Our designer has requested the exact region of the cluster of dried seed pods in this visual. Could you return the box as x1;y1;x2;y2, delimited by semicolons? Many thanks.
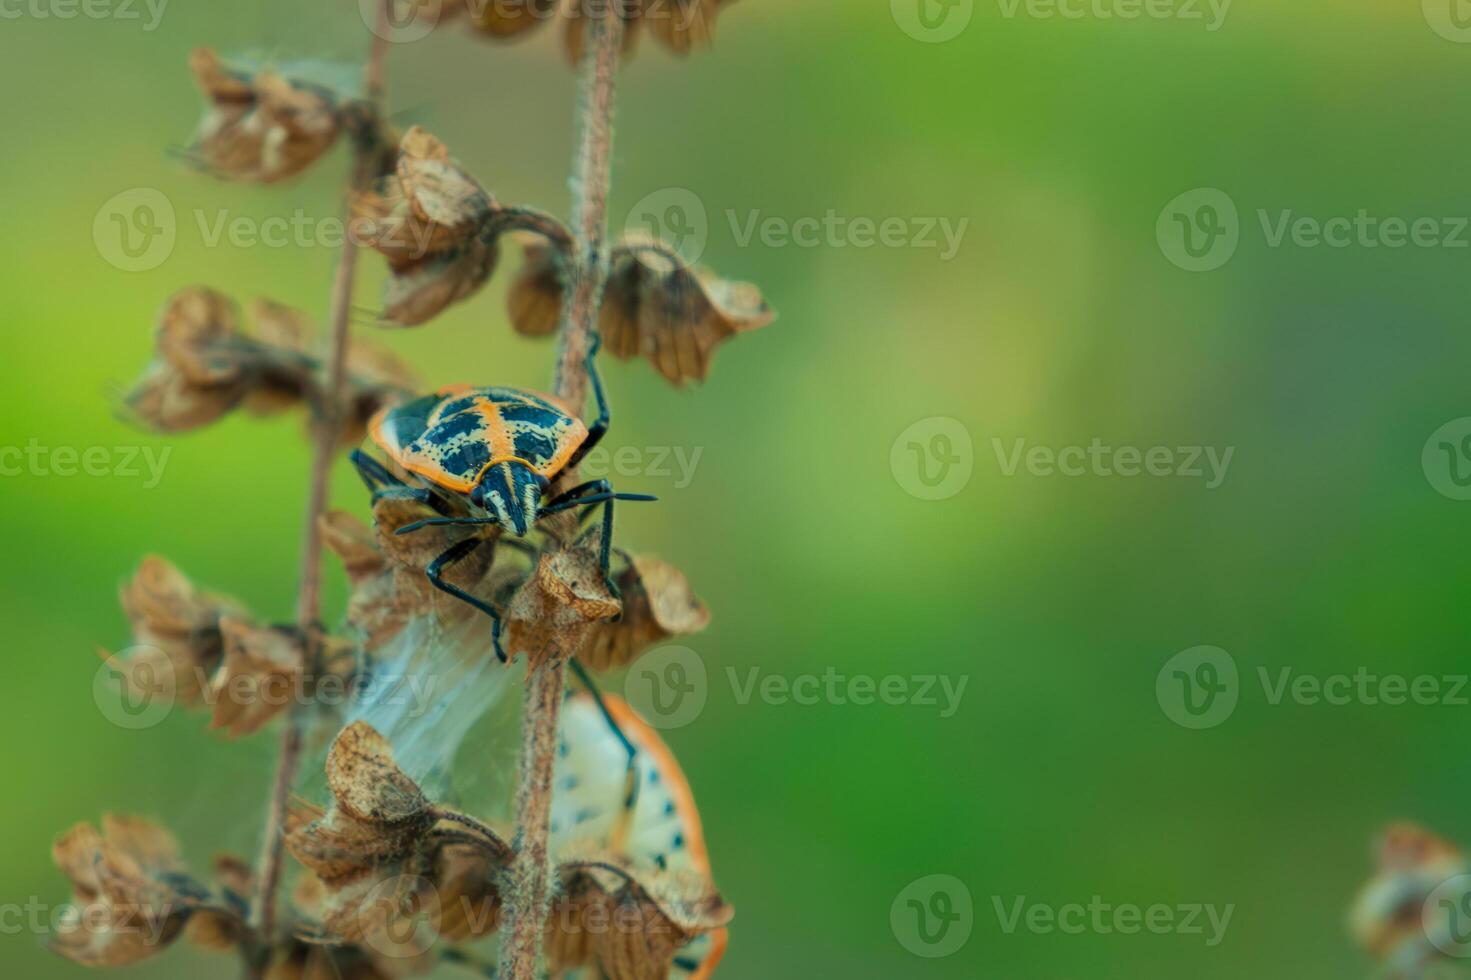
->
1349;822;1471;978
53;7;764;978
124;287;418;443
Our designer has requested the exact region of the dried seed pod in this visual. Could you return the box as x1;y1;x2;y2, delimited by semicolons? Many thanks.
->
207;618;307;738
355;127;503;326
502;532;622;668
112;555;245;706
124;288;418;443
509;234;774;385
464;0;740;60
187;48;343;183
49;816;240;967
1350;822;1469;976
581;554;710;671
287;723;513;949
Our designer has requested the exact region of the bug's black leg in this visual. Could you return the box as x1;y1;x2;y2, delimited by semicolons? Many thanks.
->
564;333;610;470
350;449;400;491
396;516;501;536
569;658;642;824
351;449;453;514
541;480;655;600
425;538;507;663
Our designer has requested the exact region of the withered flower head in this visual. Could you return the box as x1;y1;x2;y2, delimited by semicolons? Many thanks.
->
509;234;774;386
293;700;730;978
288;722;511;953
106;556;355;739
1350;822;1470;978
580;553;709;672
502;528;622;668
464;0;739;62
124;288;418;444
187;48;344;184
355;127;504;327
50;815;242;967
107;555;245;708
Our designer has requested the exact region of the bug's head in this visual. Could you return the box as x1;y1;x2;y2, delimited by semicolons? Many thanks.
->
471;460;544;536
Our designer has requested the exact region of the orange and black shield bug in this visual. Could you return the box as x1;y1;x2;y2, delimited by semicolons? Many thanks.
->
349;336;654;662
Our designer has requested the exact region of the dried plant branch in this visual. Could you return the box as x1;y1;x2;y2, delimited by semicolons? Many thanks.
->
247;2;393;956
499;3;627;977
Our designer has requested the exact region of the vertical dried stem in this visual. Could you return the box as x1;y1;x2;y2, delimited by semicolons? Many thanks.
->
247;5;393;953
499;3;626;978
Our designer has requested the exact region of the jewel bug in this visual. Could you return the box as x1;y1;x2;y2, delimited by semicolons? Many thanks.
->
350;335;654;662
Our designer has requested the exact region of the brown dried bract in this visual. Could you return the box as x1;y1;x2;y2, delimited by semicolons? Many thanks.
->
503;531;622;668
355;127;503;326
465;0;738;61
110;555;245;707
124;288;418;444
188;48;343;183
288;723;513;948
509;235;774;385
208;618;308;738
50;815;238;967
581;554;709;672
547;849;734;980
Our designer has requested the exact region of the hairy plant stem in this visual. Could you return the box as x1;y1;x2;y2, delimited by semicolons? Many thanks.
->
498;4;626;978
246;7;392;962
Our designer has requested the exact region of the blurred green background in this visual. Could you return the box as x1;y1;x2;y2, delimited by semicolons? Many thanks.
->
7;1;1471;977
